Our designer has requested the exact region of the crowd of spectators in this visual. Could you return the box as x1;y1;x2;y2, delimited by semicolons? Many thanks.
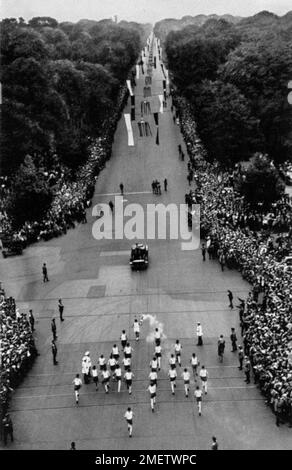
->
175;94;292;424
0;86;129;248
0;285;38;427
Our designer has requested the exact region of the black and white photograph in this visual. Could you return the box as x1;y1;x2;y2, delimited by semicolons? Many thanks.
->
0;0;292;457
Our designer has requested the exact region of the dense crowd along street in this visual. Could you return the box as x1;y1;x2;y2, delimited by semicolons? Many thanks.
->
0;12;292;451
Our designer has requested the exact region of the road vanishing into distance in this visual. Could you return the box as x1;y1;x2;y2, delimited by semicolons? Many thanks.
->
1;38;291;450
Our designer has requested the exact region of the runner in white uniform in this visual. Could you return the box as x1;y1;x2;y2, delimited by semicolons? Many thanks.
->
98;354;106;371
149;370;158;386
112;344;119;361
91;365;98;391
199;365;208;394
168;367;177;395
155;344;162;370
182;368;191;397
121;330;127;350
133;319;140;341
150;357;158;372
148;383;157;412
124;343;134;359
154;328;161;346
123;356;131;371
124;407;134;437
190;353;199;377
101;369;110;393
194;386;203;415
108;354;117;376
124;369;134;395
174;339;182;366
72;374;82;404
169;354;176;370
114;364;122;392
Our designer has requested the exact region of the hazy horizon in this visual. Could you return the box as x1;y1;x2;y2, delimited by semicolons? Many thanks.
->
1;0;292;25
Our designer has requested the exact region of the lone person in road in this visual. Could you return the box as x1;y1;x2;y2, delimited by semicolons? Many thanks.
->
42;263;49;282
58;299;64;321
51;318;57;341
120;183;124;195
196;322;203;346
52;339;58;365
164;178;168;191
227;290;234;309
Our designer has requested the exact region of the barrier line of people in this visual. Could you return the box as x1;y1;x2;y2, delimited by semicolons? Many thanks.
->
174;94;292;426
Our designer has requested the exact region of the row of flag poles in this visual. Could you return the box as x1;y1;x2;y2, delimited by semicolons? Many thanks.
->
124;33;168;147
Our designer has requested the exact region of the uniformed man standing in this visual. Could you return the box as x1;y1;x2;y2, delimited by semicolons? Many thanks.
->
230;328;237;352
58;299;64;322
42;263;49;282
196;322;203;346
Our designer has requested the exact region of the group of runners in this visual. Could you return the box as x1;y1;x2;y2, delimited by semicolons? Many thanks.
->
72;316;211;437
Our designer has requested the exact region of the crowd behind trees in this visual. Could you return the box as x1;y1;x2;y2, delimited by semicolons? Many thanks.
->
173;94;292;424
0;16;151;234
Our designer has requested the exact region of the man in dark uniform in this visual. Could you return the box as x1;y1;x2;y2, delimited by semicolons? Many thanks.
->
52;339;58;365
28;309;35;331
164;178;168;191
244;357;251;384
2;414;14;445
42;263;49;282
58;299;64;322
201;244;206;261
230;328;237;351
211;436;218;450
227;290;234;309
51;318;57;341
120;183;124;195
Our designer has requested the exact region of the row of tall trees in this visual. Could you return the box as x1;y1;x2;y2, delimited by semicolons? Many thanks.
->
162;11;292;167
1;17;151;174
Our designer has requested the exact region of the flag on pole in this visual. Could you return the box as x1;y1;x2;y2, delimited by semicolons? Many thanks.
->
124;114;134;146
159;95;164;114
126;80;133;97
153;112;159;145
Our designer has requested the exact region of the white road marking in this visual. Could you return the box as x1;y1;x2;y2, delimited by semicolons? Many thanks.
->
100;250;129;256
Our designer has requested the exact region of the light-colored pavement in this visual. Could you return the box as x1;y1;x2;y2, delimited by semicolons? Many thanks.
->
1;39;291;450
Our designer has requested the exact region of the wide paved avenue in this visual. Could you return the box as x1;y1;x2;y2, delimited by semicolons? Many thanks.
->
1;38;291;450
